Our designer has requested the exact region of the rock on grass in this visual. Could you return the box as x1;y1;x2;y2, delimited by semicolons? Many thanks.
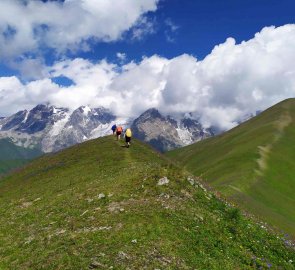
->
157;177;169;186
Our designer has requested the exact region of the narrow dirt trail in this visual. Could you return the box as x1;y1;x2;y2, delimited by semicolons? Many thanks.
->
255;111;292;176
114;137;134;164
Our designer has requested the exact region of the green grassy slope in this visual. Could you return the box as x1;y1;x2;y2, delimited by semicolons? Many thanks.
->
0;136;294;269
167;98;295;238
0;139;43;175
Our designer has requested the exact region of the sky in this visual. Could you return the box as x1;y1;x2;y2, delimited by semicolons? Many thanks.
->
0;0;295;129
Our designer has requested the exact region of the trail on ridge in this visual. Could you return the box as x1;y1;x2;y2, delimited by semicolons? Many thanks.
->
255;111;292;176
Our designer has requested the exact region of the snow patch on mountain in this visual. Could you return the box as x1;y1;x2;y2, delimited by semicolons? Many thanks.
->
90;117;131;139
176;127;193;145
49;112;71;137
82;106;91;116
22;110;29;124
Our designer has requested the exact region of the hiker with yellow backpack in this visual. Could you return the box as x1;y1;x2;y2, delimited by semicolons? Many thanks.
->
124;128;132;148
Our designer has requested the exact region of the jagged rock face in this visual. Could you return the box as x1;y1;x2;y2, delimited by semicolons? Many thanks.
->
67;107;115;131
0;105;118;153
179;118;214;143
21;105;69;134
0;105;69;134
132;108;214;152
132;109;181;152
1;110;28;131
46;106;117;152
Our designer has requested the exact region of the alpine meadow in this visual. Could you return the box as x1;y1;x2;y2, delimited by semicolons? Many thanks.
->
0;136;294;269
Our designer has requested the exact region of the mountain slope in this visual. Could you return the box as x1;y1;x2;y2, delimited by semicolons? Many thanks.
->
0;139;42;175
0;136;294;269
167;98;295;237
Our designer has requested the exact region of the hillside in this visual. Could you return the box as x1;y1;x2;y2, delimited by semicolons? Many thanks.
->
0;139;42;175
0;135;294;269
167;98;295;238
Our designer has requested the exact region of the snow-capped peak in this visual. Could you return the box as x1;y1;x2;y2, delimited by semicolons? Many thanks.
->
82;106;92;116
0;104;118;153
131;108;214;152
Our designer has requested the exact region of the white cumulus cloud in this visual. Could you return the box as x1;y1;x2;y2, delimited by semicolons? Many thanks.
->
0;24;295;130
0;0;159;59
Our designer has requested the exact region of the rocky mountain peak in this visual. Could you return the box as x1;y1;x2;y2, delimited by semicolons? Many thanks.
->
137;108;164;121
17;105;70;134
0;104;119;152
31;103;51;112
132;108;214;152
80;105;92;115
68;106;116;127
0;110;28;131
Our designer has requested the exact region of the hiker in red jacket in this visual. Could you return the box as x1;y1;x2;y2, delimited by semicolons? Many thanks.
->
115;126;123;140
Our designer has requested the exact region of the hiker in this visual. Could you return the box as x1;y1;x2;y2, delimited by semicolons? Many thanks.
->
125;128;132;148
116;125;123;140
111;124;117;135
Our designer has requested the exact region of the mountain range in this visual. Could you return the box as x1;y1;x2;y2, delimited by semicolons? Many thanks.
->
0;104;214;154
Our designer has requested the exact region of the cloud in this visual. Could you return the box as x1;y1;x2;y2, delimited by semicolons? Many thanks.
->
9;57;49;80
164;18;179;43
0;0;159;59
1;24;295;130
116;52;127;62
165;19;179;32
130;16;156;40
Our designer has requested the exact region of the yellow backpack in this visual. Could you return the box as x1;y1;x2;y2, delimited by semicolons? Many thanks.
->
125;128;132;137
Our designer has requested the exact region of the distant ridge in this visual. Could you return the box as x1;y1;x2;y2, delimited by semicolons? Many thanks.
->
0;138;42;175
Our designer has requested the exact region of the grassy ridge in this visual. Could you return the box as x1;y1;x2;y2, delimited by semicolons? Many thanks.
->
167;98;295;237
0;139;42;175
0;135;294;269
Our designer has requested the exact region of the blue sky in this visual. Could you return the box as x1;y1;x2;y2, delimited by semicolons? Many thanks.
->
0;0;295;128
83;0;295;62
